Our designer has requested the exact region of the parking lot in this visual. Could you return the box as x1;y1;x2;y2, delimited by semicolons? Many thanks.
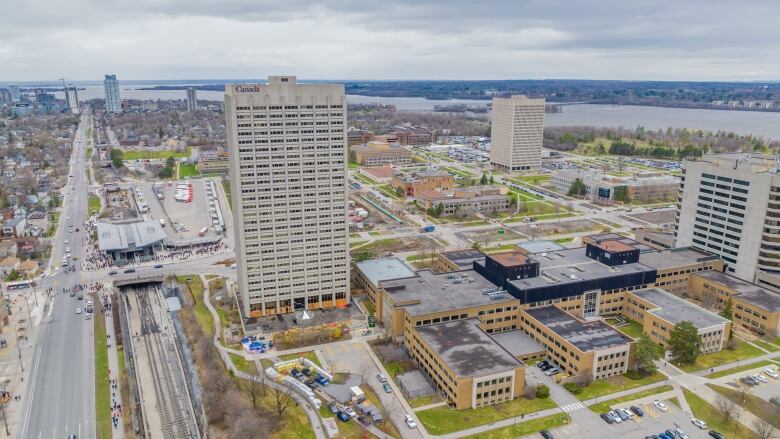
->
138;180;220;241
716;366;780;402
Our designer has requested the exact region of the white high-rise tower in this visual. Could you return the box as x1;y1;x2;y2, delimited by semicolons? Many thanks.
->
225;76;349;317
489;95;545;171
103;74;121;113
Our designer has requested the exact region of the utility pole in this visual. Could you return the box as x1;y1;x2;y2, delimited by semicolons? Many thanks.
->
0;399;9;436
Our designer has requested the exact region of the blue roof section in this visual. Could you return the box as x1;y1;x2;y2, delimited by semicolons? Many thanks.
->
518;240;566;254
356;258;416;287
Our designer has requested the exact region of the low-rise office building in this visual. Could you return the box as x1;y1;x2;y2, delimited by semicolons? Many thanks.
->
625;288;730;353
520;305;634;381
352;258;416;312
689;271;780;337
351;141;413;166
410;319;525;409
634;229;676;249
416;186;510;217
390;170;454;198
197;149;229;174
552;169;679;204
437;249;487;273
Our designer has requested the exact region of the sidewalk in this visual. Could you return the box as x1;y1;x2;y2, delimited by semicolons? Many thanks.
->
102;291;124;439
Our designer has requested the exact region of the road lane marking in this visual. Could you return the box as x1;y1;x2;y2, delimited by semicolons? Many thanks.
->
22;345;43;438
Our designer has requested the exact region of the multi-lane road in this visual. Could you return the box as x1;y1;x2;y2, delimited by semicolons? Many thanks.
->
19;114;97;439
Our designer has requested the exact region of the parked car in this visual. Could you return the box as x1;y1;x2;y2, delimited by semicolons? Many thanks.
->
377;374;387;383
342;407;357;418
692;418;708;429
290;368;303;379
336;412;350;422
616;409;629;421
315;375;329;386
328;403;339;414
765;368;779;379
383;383;392;393
302;368;313;377
658;433;674;439
304;379;317;389
153;264;163;269
404;415;417;429
770;397;780;407
544;367;560;376
630;405;644;417
708;431;725;439
653;400;668;412
540;430;554;439
674;425;689;439
608;410;622;423
537;360;549;369
753;374;768;383
600;413;614;424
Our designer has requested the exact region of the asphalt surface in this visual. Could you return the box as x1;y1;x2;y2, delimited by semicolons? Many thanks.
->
19;114;97;439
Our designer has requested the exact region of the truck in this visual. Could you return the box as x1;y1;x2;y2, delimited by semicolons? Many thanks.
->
420;225;435;233
159;218;166;228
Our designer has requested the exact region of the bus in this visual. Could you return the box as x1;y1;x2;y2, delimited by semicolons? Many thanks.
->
5;281;35;291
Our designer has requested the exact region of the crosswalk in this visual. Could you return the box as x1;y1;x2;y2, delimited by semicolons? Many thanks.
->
559;402;585;412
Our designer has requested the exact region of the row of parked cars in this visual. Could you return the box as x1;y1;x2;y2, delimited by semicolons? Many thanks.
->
739;368;778;387
536;359;561;376
600;404;647;424
289;367;329;389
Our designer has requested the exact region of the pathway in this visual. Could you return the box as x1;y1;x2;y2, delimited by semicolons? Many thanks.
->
102;291;124;439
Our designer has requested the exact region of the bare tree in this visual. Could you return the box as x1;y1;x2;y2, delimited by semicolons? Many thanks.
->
245;366;264;408
231;410;267;439
269;385;295;417
754;416;777;439
714;393;739;422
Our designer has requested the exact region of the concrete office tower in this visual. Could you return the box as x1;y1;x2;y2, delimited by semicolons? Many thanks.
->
8;84;20;103
103;74;121;113
675;153;780;291
65;86;80;114
489;95;545;171
186;87;198;112
225;76;349;317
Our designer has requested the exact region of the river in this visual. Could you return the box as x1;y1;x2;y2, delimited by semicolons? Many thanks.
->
55;84;780;140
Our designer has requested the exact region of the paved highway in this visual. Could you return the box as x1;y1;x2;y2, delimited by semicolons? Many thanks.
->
19;114;97;439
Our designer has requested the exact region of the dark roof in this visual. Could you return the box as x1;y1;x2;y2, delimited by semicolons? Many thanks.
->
525;306;633;352
694;271;780;312
439;249;486;269
414;319;522;377
638;248;719;271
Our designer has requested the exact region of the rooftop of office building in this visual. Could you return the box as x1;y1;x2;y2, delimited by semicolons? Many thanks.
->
524;306;633;352
439;249;486;270
633;288;731;328
490;330;545;358
691;153;780;174
586;233;657;253
355;258;416;288
516;240;566;254
415;319;523;377
380;269;515;317
489;251;533;267
694;271;780;312
638;247;720;270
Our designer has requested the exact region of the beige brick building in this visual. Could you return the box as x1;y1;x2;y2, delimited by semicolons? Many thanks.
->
489;95;545;172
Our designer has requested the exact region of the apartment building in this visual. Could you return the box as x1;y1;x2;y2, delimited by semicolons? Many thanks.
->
103;74;121;113
225;76;349;317
689;270;780;337
520;305;634;381
390;170;454;198
346;128;375;146
350;141;413;166
409;319;525;409
675;153;780;291
625;288;730;353
186;87;198;112
392;125;435;146
489;95;545;172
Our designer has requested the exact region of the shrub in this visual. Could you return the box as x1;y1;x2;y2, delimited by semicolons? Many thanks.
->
536;384;550;399
563;382;582;394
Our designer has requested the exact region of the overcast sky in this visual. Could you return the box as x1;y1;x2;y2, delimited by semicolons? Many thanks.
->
2;0;779;82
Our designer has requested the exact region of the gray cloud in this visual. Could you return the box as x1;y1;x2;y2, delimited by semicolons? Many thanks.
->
1;0;779;81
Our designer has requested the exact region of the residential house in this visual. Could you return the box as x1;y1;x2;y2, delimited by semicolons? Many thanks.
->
0;256;19;277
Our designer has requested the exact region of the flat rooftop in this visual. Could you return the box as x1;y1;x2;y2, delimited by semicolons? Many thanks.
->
415;319;523;378
596;240;636;252
525;306;633;351
355;258;416;288
633;288;730;328
695;153;780;174
517;240;566;254
490;330;545;357
507;248;654;290
489;251;532;267
693;271;780;312
380;269;515;317
586;233;656;253
440;249;486;270
638;247;719;271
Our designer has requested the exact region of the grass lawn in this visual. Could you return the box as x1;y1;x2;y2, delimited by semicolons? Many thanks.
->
362;385;401;438
588;385;673;413
317;405;366;439
707;383;780;428
353;173;377;186
383;360;414;378
612;318;644;340
94;310;113;439
682;388;759;439
88;194;101;215
483;243;518;253
230;353;257;375
176;275;214;336
348;160;361;169
409;393;444;408
280;351;322;368
752;340;780;352
442;166;475;178
705;360;776;379
123;146;191;160
178;162;200;179
416;396;557;435
362;298;376;316
85;147;93;160
677;340;764;372
514;174;551;184
553;237;574;244
571;370;666;400
463;413;570;439
349;240;367;249
376;184;400;199
221;180;232;209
